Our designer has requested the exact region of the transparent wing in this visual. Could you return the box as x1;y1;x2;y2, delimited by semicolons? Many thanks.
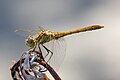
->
14;26;46;38
41;38;67;71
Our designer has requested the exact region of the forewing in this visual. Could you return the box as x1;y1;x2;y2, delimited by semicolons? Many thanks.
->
14;26;46;38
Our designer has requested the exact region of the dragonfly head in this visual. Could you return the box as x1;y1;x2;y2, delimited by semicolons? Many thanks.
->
25;35;35;48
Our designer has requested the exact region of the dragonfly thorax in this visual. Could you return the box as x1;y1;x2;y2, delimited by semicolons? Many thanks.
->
33;30;55;45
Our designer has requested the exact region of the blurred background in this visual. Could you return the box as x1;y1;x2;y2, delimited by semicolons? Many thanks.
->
0;0;120;80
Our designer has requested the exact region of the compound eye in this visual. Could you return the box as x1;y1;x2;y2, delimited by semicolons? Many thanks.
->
26;38;34;43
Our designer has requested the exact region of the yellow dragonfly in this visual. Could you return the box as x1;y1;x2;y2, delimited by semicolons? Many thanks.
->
15;25;104;70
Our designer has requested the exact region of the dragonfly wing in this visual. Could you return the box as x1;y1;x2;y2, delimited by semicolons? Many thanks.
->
38;26;46;31
14;26;46;38
42;38;67;71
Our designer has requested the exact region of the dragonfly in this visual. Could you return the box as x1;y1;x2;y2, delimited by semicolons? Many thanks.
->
15;25;104;71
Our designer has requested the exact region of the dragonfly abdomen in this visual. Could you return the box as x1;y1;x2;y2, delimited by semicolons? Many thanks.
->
54;25;104;39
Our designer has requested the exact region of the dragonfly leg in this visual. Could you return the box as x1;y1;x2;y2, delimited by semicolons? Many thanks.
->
37;45;48;72
41;44;53;63
38;45;46;60
38;45;42;53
